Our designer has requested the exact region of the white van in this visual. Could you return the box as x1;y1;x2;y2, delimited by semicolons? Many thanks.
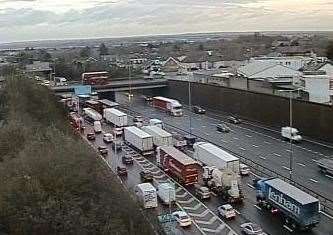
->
135;183;158;209
149;119;164;129
281;127;302;142
93;121;102;134
240;163;250;176
157;183;175;205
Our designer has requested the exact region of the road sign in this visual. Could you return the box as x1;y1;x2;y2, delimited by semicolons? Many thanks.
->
72;85;92;95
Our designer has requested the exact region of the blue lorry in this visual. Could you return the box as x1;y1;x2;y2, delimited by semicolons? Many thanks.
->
256;178;320;230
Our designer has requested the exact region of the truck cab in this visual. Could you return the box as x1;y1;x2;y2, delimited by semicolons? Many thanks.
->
281;127;302;142
170;103;183;116
93;121;102;133
149;118;164;129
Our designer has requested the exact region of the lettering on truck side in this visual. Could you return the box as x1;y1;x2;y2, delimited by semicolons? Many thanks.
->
268;187;301;216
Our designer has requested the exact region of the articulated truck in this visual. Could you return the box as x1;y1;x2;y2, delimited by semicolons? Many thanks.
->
152;96;183;116
124;126;154;156
256;178;320;230
141;125;173;147
103;108;128;127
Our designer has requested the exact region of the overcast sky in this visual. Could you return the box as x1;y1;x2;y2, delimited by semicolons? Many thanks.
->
0;0;332;43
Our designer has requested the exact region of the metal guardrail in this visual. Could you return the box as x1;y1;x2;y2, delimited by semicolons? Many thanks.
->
120;105;333;217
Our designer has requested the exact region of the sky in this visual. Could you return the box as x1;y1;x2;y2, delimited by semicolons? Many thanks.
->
0;0;332;43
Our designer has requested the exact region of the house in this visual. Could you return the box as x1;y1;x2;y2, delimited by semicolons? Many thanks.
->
25;61;52;80
162;57;182;72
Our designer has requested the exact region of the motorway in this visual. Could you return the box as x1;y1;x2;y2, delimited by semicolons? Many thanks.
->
111;92;333;235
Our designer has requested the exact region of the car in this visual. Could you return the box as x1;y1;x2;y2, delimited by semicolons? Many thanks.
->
240;222;267;235
87;132;96;141
112;127;123;138
240;163;250;176
133;116;144;123
172;211;192;227
111;141;122;151
116;166;128;177
227;116;241;124
194;185;211;200
134;122;143;128
217;204;236;219
103;133;113;143
97;145;108;155
122;154;134;165
192;105;206;114
140;170;153;182
216;123;231;132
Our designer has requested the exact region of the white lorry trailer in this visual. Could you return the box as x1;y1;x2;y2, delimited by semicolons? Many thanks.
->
156;182;176;205
103;108;128;127
142;125;173;147
281;127;302;142
193;142;240;174
135;183;158;209
83;108;102;122
124;126;154;156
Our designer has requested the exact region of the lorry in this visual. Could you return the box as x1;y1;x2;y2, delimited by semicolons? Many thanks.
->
203;166;243;203
124;126;154;156
69;112;84;132
141;125;173;147
156;182;176;205
135;183;158;209
152;96;183;116
173;134;187;151
93;121;102;133
256;178;320;230
281;127;302;142
103;108;128;127
82;108;102;122
156;146;199;185
149;118;164;129
193;142;240;174
316;158;333;175
82;71;108;85
85;100;103;113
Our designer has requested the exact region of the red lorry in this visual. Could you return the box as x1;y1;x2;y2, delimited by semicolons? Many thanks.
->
85;99;103;113
152;96;183;116
82;71;109;85
156;146;199;185
69;112;84;133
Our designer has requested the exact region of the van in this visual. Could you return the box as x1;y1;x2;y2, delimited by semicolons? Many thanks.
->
281;127;302;142
240;163;250;176
135;183;158;209
93;121;102;133
149;118;164;129
194;184;211;199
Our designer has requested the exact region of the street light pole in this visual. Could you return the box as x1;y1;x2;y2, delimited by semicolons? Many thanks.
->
289;92;293;181
188;72;192;135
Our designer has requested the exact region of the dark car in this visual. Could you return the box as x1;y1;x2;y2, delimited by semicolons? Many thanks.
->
97;145;108;155
133;116;144;123
216;123;231;133
111;141;122;151
117;166;128;177
227;116;241;124
193;106;206;114
184;135;196;147
140;170;153;182
87;132;96;141
122;154;134;165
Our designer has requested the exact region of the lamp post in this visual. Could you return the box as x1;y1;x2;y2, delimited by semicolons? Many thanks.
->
188;72;192;135
278;88;301;181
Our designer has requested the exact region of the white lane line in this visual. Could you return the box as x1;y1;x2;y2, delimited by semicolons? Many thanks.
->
282;166;291;171
239;147;246;151
252;144;259;148
202;125;206;128
254;205;262;211
286;149;291;152
245;134;252;138
205;133;210;136
320;211;333;220
247;184;255;189
325;174;333;179
259;156;266;160
283;225;293;233
221;140;229;144
264;141;271;144
234;209;241;215
310;178;319;183
233;137;239;140
273;153;281;157
250;171;261;178
297;163;306;167
312;159;318;163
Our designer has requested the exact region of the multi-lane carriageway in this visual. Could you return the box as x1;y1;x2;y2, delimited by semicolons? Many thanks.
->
80;103;333;235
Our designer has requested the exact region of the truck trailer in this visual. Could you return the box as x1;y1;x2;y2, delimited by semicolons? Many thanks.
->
82;108;102;122
193;142;240;174
256;178;320;230
156;182;176;205
316;158;333;175
103;108;128;127
141;125;173;147
135;183;158;209
124;126;154;156
152;96;183;116
156;146;199;185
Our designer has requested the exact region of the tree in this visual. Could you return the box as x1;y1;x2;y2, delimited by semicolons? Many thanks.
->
198;44;204;51
99;43;109;56
327;41;333;60
37;49;52;61
79;46;91;58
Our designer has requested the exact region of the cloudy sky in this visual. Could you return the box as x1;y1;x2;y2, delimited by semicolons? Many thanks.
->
0;0;332;43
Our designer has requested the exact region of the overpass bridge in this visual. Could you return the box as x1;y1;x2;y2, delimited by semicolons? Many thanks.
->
51;79;168;94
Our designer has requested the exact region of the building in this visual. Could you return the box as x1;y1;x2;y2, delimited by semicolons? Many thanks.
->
299;71;333;104
25;61;52;79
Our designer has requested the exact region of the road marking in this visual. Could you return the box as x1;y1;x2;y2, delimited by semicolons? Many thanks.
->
239;147;246;151
202;125;206;128
195;216;218;225
176;191;188;198
286;149;291;152
245;134;252;138
221;140;229;144
254;205;262;210
233;137;239;140
325;174;333;179
252;144;259;148
183;203;202;211
320;211;333;220
205;133;210;136
310;178;318;183
273;153;281;157
283;225;293;233
264;141;271;144
178;197;195;204
282;166;290;171
312;159;318;163
188;209;211;218
201;224;226;233
259;156;266;160
250;171;261;178
247;184;255;189
297;163;306;167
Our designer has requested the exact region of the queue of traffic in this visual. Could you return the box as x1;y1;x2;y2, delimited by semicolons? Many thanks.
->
65;95;322;233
